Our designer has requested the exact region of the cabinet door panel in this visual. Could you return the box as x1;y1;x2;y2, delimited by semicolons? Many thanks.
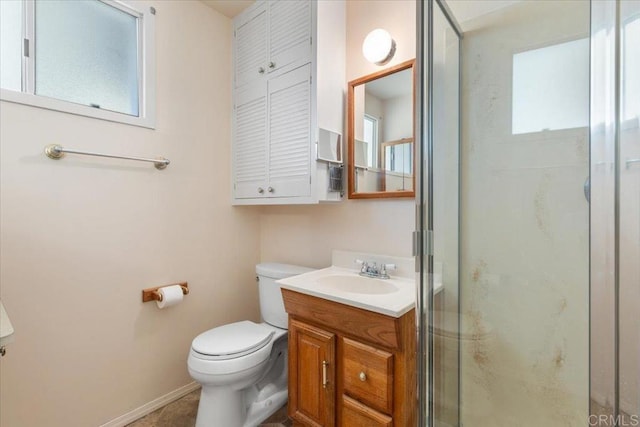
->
341;395;392;427
268;64;311;197
289;319;335;427
234;82;268;198
235;5;267;88
268;0;311;73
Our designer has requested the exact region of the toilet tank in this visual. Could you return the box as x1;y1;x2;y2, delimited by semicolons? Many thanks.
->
256;263;313;329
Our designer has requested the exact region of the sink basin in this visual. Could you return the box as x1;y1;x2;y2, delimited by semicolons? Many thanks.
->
277;264;417;317
316;274;399;295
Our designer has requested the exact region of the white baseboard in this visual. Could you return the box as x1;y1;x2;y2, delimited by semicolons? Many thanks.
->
99;382;201;427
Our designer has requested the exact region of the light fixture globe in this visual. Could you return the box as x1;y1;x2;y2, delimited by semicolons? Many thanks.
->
362;29;396;65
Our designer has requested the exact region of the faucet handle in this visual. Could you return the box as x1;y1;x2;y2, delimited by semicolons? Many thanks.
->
355;259;368;273
380;263;396;278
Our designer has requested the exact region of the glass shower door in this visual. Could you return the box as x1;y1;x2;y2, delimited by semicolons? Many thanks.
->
419;1;593;426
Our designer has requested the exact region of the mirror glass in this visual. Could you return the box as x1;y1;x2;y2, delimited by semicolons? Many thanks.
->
348;60;415;198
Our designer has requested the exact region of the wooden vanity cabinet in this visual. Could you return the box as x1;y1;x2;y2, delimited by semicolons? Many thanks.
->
288;319;336;426
282;289;416;426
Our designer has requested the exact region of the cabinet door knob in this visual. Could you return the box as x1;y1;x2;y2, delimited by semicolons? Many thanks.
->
258;187;264;194
268;61;275;69
267;186;274;193
359;371;367;382
258;67;265;74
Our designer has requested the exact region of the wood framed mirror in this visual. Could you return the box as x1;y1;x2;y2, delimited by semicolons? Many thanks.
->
347;59;415;199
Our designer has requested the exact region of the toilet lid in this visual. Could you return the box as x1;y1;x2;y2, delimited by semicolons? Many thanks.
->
192;321;275;360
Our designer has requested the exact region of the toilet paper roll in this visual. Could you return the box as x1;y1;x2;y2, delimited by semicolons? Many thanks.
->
156;285;183;309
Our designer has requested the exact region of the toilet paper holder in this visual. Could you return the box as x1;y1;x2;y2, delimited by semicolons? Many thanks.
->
142;282;189;303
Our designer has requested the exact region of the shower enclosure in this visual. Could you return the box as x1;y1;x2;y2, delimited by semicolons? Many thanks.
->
416;0;639;425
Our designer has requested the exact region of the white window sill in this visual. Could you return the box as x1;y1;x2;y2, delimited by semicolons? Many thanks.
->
0;88;155;129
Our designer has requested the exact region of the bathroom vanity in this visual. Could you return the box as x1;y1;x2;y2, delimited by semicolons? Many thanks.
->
282;289;415;426
278;251;423;426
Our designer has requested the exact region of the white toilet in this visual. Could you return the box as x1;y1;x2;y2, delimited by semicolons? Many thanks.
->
188;263;312;427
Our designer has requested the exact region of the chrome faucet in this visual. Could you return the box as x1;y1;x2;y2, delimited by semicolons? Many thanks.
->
355;259;396;279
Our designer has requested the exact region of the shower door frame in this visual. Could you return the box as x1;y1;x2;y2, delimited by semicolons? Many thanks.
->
415;1;463;426
590;0;639;422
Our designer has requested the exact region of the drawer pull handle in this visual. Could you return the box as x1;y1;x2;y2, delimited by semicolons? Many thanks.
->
359;371;367;382
322;360;329;389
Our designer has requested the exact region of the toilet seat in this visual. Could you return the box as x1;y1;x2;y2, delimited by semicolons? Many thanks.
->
192;321;275;360
188;323;286;378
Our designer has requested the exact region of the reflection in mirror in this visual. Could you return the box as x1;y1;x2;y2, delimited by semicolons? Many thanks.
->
348;59;415;198
382;138;413;190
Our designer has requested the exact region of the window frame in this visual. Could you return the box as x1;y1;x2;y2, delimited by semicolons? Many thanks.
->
0;0;156;129
621;13;639;124
363;113;379;168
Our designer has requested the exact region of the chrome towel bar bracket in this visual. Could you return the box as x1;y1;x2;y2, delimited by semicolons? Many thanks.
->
44;144;170;170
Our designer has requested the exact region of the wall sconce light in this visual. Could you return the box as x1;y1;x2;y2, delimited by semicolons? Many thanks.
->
362;29;396;65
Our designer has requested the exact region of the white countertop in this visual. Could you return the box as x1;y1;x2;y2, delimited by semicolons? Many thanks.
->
278;265;443;318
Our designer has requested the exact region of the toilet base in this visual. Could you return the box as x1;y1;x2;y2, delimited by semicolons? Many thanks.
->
195;386;244;427
243;388;287;427
194;383;288;427
243;350;288;427
193;338;289;427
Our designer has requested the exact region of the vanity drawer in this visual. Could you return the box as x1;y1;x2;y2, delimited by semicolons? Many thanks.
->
341;395;392;427
342;337;393;414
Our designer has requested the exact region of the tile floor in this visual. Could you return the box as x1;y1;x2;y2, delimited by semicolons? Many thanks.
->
126;389;292;427
126;392;635;426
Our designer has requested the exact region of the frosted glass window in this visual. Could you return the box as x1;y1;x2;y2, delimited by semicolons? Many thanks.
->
512;38;589;134
0;0;23;91
35;0;140;116
622;16;640;121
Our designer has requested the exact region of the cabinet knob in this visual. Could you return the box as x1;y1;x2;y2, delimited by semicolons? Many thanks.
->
267;186;274;193
268;61;276;69
258;187;264;194
258;67;265;74
359;371;367;382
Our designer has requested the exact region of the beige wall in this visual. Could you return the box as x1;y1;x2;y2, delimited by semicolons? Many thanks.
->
0;2;262;426
259;0;416;268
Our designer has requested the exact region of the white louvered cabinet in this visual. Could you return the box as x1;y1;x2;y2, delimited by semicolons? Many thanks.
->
234;1;311;90
232;0;345;205
267;1;312;77
267;64;311;198
234;81;267;199
234;4;267;89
